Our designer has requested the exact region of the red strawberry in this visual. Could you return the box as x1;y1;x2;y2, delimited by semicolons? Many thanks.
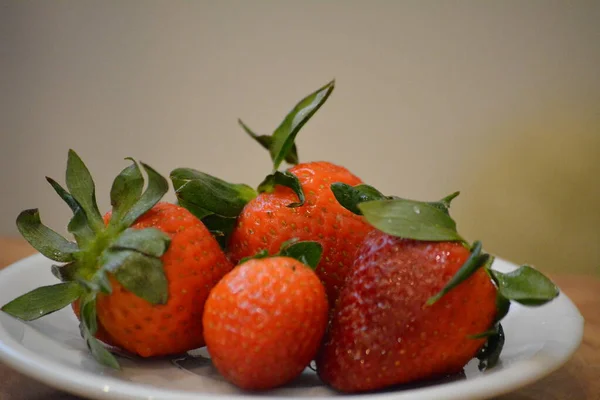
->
317;186;561;392
95;202;233;357
2;151;233;368
316;231;498;392
228;161;373;304
203;255;328;390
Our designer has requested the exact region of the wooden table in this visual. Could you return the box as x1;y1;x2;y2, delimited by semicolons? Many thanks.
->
0;237;598;400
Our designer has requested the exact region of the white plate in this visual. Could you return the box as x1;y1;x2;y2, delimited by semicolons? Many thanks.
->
0;254;583;400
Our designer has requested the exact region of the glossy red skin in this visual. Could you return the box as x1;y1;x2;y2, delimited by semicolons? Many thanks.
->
317;231;497;393
228;161;373;304
89;202;233;358
203;257;329;390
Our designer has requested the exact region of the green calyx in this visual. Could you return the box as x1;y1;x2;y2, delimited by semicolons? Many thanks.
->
239;239;323;270
330;181;560;371
240;80;335;172
331;183;387;215
1;150;172;369
332;182;463;242
170;168;258;249
258;171;305;207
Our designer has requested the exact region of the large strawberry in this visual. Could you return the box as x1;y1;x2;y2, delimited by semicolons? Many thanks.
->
228;161;372;303
317;186;560;392
2;151;233;368
171;81;373;304
203;241;328;390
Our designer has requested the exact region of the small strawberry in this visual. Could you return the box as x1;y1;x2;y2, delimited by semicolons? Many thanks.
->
2;151;233;368
171;81;373;304
317;188;560;392
203;241;328;390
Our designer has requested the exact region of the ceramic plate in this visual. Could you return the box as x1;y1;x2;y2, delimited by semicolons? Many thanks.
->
0;254;583;400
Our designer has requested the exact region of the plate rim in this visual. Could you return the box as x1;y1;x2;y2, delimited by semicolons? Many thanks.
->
0;253;585;400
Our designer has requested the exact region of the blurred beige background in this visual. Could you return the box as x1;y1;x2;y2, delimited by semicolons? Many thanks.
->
1;1;598;275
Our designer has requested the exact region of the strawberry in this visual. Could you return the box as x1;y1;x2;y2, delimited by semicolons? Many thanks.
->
316;233;496;392
171;81;372;304
203;242;328;390
317;187;560;392
2;151;233;368
228;161;373;304
95;202;233;357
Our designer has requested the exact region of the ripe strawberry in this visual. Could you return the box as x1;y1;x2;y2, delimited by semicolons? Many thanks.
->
316;231;497;392
227;161;373;304
317;189;560;392
203;254;328;390
2;151;233;368
94;202;233;357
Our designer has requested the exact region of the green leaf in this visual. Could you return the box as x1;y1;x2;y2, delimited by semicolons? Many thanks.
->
46;177;94;245
201;214;238;250
331;184;460;217
495;292;511;322
1;282;83;321
67;207;94;246
111;228;171;258
258;171;305;207
102;249;168;305
109;159;144;227
46;176;82;213
427;191;461;215
427;242;486;305
51;261;80;282
16;209;79;262
92;270;113;295
476;323;505;371
490;265;559;306
358;199;464;242
79;295;120;369
238;119;299;165
171;168;257;218
120;162;169;227
469;328;498;339
99;249;134;273
80;294;98;334
65;150;104;232
331;183;387;215
177;198;214;220
87;335;120;369
270;80;335;170
280;241;323;269
239;249;269;265
76;274;111;294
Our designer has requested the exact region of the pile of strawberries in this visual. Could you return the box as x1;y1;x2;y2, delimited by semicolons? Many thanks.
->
2;81;559;393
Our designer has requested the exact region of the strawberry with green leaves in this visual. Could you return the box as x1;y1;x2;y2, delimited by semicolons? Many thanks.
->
1;151;233;368
316;185;560;392
227;160;372;304
172;81;373;304
203;241;328;390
